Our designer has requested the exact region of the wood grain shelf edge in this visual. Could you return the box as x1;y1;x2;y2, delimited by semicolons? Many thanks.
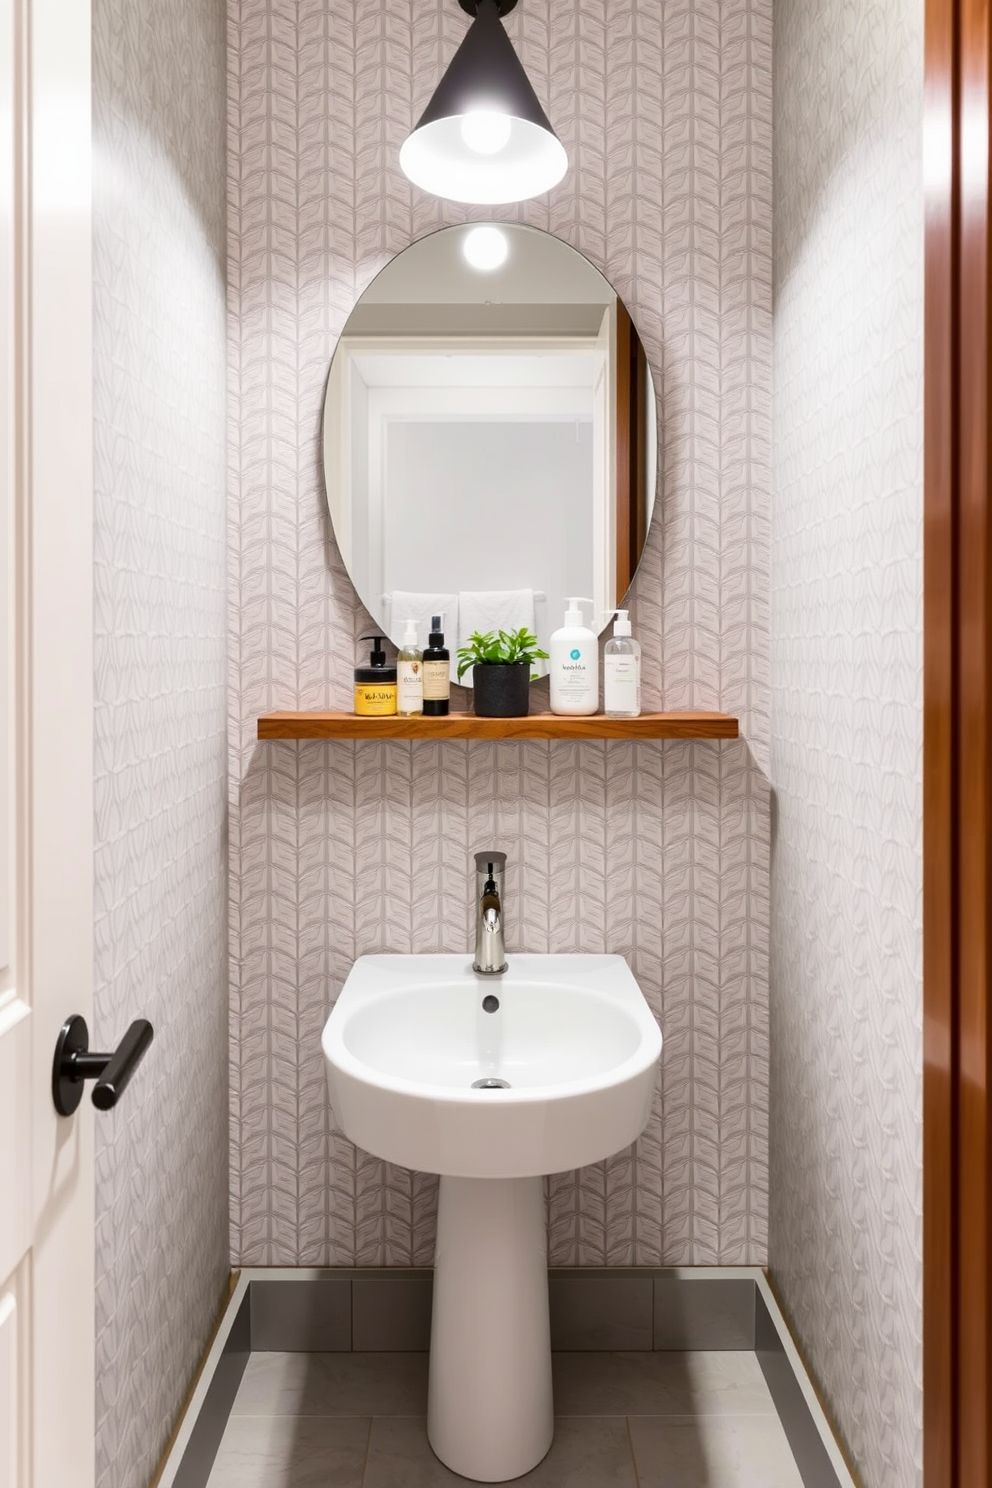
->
256;711;739;741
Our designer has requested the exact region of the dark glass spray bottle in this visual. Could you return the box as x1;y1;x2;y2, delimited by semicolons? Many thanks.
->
422;614;450;717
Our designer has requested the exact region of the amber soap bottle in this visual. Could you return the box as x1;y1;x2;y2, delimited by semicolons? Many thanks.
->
422;615;450;716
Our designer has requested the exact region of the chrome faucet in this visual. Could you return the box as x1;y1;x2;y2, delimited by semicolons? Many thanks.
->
473;850;507;975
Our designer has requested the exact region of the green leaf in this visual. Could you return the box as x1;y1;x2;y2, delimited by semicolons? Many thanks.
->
454;625;549;676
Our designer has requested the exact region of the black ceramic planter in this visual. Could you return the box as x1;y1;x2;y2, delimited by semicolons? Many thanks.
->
472;663;531;718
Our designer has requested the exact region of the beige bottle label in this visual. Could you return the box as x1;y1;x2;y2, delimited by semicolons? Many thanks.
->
422;659;450;701
397;660;423;713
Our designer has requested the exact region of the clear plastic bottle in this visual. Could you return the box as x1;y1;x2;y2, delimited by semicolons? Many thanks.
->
604;609;641;718
397;618;423;717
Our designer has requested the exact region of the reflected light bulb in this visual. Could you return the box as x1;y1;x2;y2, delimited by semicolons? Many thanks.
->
463;225;509;272
460;110;512;155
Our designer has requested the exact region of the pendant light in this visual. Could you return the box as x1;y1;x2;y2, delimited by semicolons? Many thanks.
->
399;0;568;206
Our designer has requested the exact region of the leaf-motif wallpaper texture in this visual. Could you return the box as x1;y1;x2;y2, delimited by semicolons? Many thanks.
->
769;0;924;1485
228;0;772;1266
93;0;229;1485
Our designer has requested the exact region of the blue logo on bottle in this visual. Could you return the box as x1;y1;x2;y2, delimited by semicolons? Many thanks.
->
570;648;581;661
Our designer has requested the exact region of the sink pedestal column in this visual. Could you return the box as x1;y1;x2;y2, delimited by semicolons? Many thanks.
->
427;1175;553;1482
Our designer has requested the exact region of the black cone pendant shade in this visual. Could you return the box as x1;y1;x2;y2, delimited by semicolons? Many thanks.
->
399;0;567;205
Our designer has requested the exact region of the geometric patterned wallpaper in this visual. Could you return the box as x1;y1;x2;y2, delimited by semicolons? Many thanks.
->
769;0;924;1484
228;0;773;1267
92;0;229;1484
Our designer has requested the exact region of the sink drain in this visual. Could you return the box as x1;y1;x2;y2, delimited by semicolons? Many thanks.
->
471;1077;511;1090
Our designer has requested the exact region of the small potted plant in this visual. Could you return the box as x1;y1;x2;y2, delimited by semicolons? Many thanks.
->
456;628;550;718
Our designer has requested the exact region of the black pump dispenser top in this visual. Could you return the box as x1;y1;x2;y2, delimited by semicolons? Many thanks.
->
429;615;445;647
355;634;396;685
360;634;388;668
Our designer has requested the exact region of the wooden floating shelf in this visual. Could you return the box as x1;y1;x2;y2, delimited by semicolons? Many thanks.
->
256;710;739;741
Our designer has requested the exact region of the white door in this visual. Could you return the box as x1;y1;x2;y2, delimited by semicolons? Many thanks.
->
0;0;94;1484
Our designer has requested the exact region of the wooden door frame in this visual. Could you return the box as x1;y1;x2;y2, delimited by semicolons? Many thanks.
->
613;303;648;605
923;0;991;1483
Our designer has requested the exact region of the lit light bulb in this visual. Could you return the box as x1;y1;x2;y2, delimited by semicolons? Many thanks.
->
460;110;512;156
463;225;509;272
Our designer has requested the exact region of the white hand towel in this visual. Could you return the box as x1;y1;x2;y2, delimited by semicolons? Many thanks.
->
458;590;536;687
532;592;549;678
389;592;459;684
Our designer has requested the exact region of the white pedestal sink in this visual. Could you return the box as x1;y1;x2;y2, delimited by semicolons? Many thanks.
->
322;954;661;1482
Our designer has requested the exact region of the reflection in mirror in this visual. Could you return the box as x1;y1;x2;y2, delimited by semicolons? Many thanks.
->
322;224;657;683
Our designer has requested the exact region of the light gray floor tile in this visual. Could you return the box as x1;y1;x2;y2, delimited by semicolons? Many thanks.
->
628;1414;805;1488
206;1415;370;1488
363;1416;637;1488
552;1352;777;1417
231;1352;428;1418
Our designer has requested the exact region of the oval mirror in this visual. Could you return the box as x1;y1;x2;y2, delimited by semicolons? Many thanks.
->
322;223;657;683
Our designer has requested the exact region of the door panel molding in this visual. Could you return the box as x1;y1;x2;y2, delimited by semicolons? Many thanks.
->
1;0;94;1481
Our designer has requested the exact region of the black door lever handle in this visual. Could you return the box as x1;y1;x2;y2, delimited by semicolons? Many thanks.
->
52;1014;154;1116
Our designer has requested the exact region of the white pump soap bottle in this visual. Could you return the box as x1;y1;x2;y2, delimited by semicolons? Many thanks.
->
549;597;598;716
604;609;641;718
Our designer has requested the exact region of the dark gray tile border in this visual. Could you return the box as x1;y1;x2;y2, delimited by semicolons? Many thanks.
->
157;1270;856;1488
549;1274;653;1350
755;1288;848;1488
653;1275;755;1350
245;1269;761;1353
166;1287;250;1488
353;1273;434;1351
250;1276;351;1351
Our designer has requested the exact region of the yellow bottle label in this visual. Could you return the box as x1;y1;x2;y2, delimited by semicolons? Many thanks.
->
354;683;397;716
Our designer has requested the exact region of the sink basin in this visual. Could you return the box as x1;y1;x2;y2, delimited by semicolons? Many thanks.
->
322;953;661;1179
321;952;661;1483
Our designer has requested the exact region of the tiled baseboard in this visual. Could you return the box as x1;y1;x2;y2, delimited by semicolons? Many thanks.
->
153;1287;250;1488
154;1268;857;1488
248;1266;758;1354
755;1284;859;1488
